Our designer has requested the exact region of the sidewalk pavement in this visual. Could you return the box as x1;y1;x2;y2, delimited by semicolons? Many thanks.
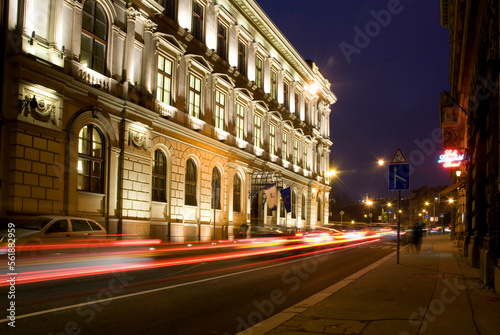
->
240;234;500;335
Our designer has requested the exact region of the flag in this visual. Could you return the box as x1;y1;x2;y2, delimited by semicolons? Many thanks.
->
265;183;277;211
280;187;291;213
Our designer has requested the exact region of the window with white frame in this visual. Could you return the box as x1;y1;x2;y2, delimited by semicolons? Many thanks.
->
283;82;290;110
81;1;108;75
236;103;245;140
185;158;197;206
233;174;241;212
269;124;276;156
217;22;228;61
302;193;306;220
255;56;263;89
270;69;277;100
303;144;308;170
77;124;105;193
282;132;288;161
294;92;300;115
156;0;176;19
215;90;226;130
189;74;202;118
293;138;298;166
317;196;322;221
192;1;204;41
317;107;321;129
211;167;221;209
152;149;167;202
237;41;246;76
254;114;262;148
304;100;310;124
157;55;173;104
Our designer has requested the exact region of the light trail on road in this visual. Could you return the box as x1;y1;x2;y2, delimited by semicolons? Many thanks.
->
0;235;380;286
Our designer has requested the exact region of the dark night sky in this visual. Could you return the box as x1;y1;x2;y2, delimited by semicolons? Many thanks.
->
255;0;452;201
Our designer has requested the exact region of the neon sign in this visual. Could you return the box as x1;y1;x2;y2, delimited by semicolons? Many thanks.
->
438;149;465;168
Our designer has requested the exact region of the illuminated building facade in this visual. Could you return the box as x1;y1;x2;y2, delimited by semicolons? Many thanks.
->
0;0;336;241
440;0;499;291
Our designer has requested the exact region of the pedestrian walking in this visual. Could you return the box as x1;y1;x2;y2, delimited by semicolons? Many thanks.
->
412;221;423;253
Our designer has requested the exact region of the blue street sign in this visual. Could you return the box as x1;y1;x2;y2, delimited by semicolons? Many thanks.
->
389;164;410;190
440;213;445;218
425;215;429;219
388;209;393;214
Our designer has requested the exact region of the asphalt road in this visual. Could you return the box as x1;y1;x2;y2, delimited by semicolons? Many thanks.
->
0;239;397;335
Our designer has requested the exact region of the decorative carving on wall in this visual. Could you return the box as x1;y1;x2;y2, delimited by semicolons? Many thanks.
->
19;95;57;125
129;129;148;149
145;20;158;33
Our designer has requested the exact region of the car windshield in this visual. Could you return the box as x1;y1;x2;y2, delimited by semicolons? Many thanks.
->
17;217;53;231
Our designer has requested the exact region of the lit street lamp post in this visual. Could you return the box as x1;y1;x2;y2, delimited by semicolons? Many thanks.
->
366;200;373;223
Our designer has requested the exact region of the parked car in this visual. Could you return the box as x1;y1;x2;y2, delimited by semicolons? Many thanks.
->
0;216;107;255
250;225;288;238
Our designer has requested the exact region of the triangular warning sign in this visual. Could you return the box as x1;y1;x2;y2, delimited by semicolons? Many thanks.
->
391;148;408;164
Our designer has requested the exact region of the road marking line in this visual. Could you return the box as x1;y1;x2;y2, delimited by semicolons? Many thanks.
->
0;244;362;324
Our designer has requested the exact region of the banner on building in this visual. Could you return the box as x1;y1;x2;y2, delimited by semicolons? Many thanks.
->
265;183;277;211
280;187;291;213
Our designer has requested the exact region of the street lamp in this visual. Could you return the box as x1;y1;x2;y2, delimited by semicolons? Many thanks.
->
366;200;373;223
383;202;392;223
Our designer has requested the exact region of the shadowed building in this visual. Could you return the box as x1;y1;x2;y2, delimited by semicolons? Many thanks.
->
440;0;499;291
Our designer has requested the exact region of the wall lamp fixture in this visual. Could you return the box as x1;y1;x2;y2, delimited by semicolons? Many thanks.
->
18;95;38;113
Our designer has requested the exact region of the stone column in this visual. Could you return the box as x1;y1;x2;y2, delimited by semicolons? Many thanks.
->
123;7;138;85
143;20;157;94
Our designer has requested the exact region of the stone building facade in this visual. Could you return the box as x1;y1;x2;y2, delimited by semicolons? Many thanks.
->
440;0;499;291
0;0;336;241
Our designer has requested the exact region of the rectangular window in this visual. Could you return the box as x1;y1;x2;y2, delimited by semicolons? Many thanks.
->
236;104;245;140
295;92;300;115
238;41;246;76
305;101;309;123
269;124;275;155
302;194;306;220
281;133;288;161
282;132;288;161
255;56;263;89
162;0;176;20
284;82;289;110
215;90;225;130
157;55;173;104
233;175;241;212
303;145;308;170
270;70;277;100
192;1;203;41
293;138;298;166
254;115;261;148
189;74;201;118
217;22;227;61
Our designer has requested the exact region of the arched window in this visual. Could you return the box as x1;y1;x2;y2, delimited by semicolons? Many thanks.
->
185;159;197;206
233;174;241;212
152;150;167;202
317;196;322;222
81;1;108;74
291;191;297;219
77;124;104;193
211;167;221;209
302;193;306;220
